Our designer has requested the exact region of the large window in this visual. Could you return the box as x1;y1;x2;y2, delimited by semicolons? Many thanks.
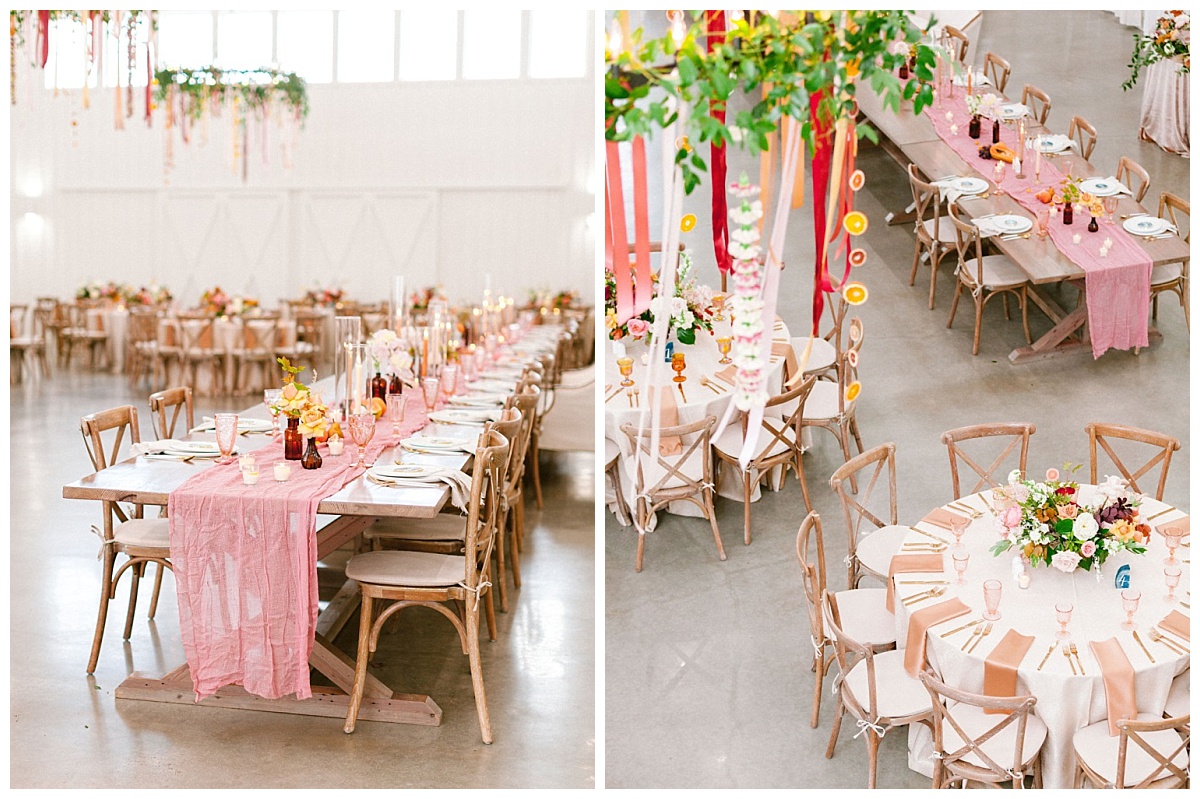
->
216;11;273;70
398;9;458;81
529;10;589;78
337;9;396;82
462;10;521;80
277;11;333;84
156;12;214;68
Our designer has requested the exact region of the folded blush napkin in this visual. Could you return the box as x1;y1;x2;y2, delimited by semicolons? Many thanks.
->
885;553;946;614
904;597;971;678
1159;610;1190;642
1088;638;1137;736
982;629;1035;714
922;508;969;531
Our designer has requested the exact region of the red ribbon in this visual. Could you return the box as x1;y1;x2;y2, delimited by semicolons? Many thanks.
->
37;11;49;69
605;141;635;323
810;90;833;335
706;11;732;275
630;136;651;312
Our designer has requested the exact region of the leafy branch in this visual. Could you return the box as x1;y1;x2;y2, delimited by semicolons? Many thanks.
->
605;11;936;194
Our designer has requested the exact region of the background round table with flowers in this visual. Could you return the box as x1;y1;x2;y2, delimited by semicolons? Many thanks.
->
893;474;1190;789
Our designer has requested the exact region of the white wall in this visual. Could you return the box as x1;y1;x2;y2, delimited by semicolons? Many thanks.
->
10;65;595;308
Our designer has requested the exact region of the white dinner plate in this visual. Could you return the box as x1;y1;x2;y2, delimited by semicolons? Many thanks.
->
1036;135;1071;154
997;103;1027;120
429;409;493;425
448;393;506;407
951;72;990;87
370;463;441;481
483;367;525;379
949;177;988;195
400;435;472;451
1079;178;1122;197
990;214;1033;234
167;441;222;454
1123;216;1169;236
473;377;516;390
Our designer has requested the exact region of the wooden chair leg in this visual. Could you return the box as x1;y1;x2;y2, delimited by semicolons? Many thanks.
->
928;248;940;310
866;727;881;789
635;530;646;572
148;560;165;619
1020;289;1032;344
466;604;493;744
972;296;984;356
343;592;372;733
122;562;141;640
485;584;497;642
507;507;521;589
530;436;544;509
908;241;922;287
1002;291;1011;320
810;649;824;728
87;548;116;674
795;451;812;512
826;701;844;759
494;519;509;613
743;472;752;546
706;488;727;561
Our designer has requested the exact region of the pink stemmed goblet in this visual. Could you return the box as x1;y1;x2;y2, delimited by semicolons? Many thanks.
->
347;409;376;469
982;579;1002;621
1162;526;1183;565
951;517;968;550
214;413;238;464
441;364;460;400
1164;563;1182;604
422;377;441;412
386;392;406;441
1055;601;1073;641
1120;589;1141;631
952;550;970;585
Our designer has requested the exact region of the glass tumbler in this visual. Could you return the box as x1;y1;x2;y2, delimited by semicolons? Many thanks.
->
982;579;1002;621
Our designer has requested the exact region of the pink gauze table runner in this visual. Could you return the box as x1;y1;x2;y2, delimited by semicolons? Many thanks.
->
924;90;1152;358
167;393;430;702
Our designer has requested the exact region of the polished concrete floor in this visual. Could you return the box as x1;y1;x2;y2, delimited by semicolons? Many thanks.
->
10;368;595;788
604;11;1191;789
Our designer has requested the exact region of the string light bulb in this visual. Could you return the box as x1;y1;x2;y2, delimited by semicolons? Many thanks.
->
667;11;686;47
607;18;623;56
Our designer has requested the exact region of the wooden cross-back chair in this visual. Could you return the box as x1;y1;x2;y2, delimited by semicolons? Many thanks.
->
713;375;816;545
1116;156;1151;204
945;202;1032;356
919;671;1046;789
983;51;1010;93
234;313;282;395
1020;83;1051;126
1150;192;1190;329
944;25;969;63
148;386;195;440
176;312;223;394
10;304;50;383
619;414;724;572
941;422;1036;499
802;317;867;486
796;512;897;730
65;302;110;369
829;442;909;589
1073;713;1190;788
788;294;848;384
342;428;509;743
822;591;934;789
79;405;172;674
906;163;958;310
125;307;161;388
1068;115;1097;161
1085;422;1180;501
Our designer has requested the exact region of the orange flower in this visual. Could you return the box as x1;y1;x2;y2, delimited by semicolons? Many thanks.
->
1109;519;1137;543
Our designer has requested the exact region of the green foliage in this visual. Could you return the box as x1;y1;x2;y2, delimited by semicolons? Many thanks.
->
605;11;934;194
155;66;309;123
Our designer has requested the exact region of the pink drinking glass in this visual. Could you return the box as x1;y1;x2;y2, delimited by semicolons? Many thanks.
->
1162;526;1183;565
386;392;406;441
441;364;460;400
1164;563;1182;603
952;551;969;585
951;517;968;550
473;347;488;376
214;413;238;464
982;579;1002;621
347;409;376;469
421;377;440;412
1120;589;1141;631
1035;207;1051;239
1055;601;1073;641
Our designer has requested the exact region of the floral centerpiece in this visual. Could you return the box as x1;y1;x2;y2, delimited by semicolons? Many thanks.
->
965;91;1000;119
123;284;172;306
1124;10;1190;90
304;285;343;307
77;281;124;302
200;286;259;317
605;250;715;344
551;289;577;309
410;285;446;311
990;467;1150;573
367;329;415;383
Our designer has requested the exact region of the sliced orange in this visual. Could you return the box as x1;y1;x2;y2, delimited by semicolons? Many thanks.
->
843;281;869;306
849;248;867;267
845;381;862;402
843;211;868;236
370;397;387;419
680;213;697;232
849;169;865;191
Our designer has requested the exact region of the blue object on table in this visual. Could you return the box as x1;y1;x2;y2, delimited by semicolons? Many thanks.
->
1114;564;1131;589
664;341;674;362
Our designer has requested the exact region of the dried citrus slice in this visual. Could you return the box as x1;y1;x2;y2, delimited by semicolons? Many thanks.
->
680;213;697;232
849;170;865;191
843;211;868;236
675;135;692;153
845;381;862;402
849;248;867;267
843;281;869;306
846;348;859;368
370;397;387;419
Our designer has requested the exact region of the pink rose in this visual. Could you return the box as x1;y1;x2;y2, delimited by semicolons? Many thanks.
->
1059;503;1078;520
1045;467;1060;481
1001;506;1022;529
1011;484;1030;503
1050;550;1082;573
626;318;649;338
1080;541;1097;558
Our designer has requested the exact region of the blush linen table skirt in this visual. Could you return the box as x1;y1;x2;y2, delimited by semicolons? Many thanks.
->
1139;58;1190;157
894;490;1189;788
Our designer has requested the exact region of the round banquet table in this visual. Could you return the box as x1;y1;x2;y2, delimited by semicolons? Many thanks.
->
602;319;794;521
894;488;1190;789
1138;57;1189;157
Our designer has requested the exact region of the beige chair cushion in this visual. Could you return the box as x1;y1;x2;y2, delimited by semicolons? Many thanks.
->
842;649;932;719
712;422;797;462
790;335;836;374
1072;712;1189;787
802;381;847;421
922;216;958;244
941;700;1047;773
114;518;171;550
345;550;467;588
833;588;896;646
365;514;465;543
1151;262;1184;286
962;255;1027;290
1164;671;1189;719
604;438;620;469
854;525;911;579
621;445;706;493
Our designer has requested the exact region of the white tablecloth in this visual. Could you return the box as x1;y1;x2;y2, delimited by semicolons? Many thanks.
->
603;320;793;519
895;489;1190;789
1139;57;1190;157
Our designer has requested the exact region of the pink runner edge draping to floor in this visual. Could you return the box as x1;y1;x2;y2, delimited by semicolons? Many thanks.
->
923;87;1152;358
167;391;431;702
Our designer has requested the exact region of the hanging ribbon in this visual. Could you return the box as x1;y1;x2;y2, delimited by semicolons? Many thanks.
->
36;10;49;69
705;11;731;277
810;89;835;336
145;15;154;126
604;137;653;324
630;135;651;312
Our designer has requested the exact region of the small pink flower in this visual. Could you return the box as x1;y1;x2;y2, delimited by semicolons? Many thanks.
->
1012;485;1030;503
1045;467;1060;481
626;318;649;338
1050;550;1082;573
1001;506;1022;529
1080;541;1097;558
1059;503;1078;520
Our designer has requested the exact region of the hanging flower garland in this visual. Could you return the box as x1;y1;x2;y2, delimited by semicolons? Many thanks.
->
727;176;767;412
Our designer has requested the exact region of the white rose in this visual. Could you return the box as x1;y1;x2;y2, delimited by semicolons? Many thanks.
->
1073;513;1099;541
1007;469;1023;485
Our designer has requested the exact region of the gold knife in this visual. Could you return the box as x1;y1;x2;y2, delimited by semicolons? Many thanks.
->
940;618;981;639
1131;630;1155;663
1036;643;1057;671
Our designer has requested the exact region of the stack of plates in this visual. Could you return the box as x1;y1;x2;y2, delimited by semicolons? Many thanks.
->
1079;178;1123;198
1123;216;1171;236
1035;135;1071;154
429;409;497;426
448;392;507;407
997;103;1028;120
987;215;1033;234
191;417;273;434
367;463;444;485
948;176;988;196
398;435;474;454
162;441;226;459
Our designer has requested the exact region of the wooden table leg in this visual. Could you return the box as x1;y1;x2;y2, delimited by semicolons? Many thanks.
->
1011;283;1161;363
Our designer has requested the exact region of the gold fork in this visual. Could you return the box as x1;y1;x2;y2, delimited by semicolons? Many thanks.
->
1063;645;1077;675
700;376;722;394
1070;642;1085;675
1151;628;1190;654
903;586;947;606
940;618;981;639
967;622;994;654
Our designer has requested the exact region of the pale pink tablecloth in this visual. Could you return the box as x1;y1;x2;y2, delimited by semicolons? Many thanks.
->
924;88;1152;357
167;392;428;701
1139;58;1189;157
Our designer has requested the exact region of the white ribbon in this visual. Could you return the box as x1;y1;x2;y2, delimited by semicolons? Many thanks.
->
810;635;825;662
853;718;888;740
457;580;492;612
89;524;112;560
